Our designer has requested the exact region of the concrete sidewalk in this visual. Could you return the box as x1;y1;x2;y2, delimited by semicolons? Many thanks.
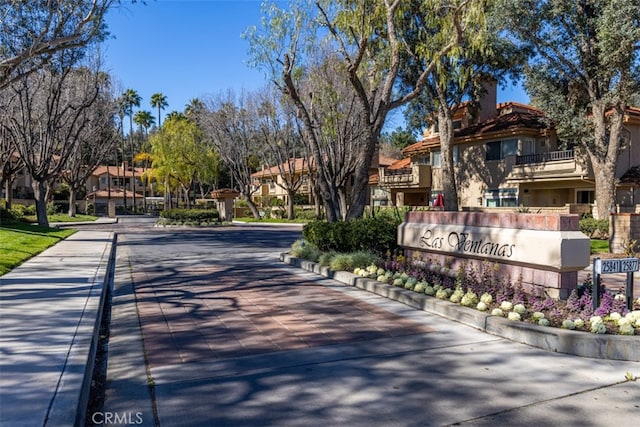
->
0;231;115;427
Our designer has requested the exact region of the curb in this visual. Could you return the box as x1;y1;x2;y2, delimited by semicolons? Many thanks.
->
280;253;640;362
46;233;117;427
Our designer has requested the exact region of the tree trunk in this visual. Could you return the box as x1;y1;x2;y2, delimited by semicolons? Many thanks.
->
286;189;295;220
243;194;261;219
589;104;624;220
346;131;377;220
68;189;77;217
32;180;49;227
592;162;617;220
338;188;348;221
438;105;459;211
3;177;13;209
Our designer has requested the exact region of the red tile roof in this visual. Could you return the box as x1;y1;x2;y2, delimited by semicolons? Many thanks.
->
403;109;549;157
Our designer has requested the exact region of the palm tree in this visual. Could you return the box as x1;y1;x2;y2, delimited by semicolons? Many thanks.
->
150;92;168;128
116;96;129;210
134;110;155;140
185;97;204;119
122;88;141;211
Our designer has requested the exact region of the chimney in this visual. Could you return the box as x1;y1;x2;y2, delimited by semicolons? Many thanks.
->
477;77;498;122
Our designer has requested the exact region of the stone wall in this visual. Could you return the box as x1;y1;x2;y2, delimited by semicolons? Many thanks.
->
610;213;640;254
398;212;590;299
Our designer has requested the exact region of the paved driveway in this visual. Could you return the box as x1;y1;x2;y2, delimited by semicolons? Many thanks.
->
101;221;640;427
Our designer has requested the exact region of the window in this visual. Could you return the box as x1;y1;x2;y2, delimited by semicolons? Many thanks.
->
431;147;458;168
431;150;441;167
577;190;595;204
415;156;430;165
485;188;518;207
486;139;518;161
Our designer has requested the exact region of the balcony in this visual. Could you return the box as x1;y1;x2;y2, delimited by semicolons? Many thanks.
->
515;149;576;165
508;149;591;182
379;164;431;189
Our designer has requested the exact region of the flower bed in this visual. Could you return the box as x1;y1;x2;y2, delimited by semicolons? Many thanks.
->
351;254;640;336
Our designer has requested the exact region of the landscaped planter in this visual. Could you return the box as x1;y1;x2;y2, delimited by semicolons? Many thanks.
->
280;253;640;362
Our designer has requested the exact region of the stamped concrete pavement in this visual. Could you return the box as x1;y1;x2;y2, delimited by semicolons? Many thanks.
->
99;223;640;427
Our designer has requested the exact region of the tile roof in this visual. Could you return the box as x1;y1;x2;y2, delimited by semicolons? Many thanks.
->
403;109;549;157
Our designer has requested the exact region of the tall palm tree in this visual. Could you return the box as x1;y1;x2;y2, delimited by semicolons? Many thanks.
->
122;88;141;211
185;97;204;119
150;92;168;128
134;110;155;140
116;96;129;210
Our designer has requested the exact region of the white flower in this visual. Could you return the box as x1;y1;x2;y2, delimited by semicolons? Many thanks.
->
591;321;607;334
609;312;622;322
619;323;635;336
562;319;576;330
574;318;585;328
354;268;362;275
508;312;522;321
491;308;504;317
614;293;626;301
590;315;603;324
480;293;493;304
532;311;545;321
538;318;551;327
500;301;513;311
476;301;488;311
618;318;632;327
513;304;526;315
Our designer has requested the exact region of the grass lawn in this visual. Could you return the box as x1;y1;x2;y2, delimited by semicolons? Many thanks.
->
234;217;309;224
590;239;609;254
23;213;98;223
0;222;76;276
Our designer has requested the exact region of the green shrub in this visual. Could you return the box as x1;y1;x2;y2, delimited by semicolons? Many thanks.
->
302;215;401;255
349;251;378;269
290;239;321;262
318;251;337;267
330;253;355;271
160;208;219;223
579;216;609;238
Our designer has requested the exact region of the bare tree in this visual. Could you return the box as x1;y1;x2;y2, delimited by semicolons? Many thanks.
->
61;71;119;216
4;50;103;226
253;89;307;219
197;91;263;219
0;0;119;89
0;91;24;209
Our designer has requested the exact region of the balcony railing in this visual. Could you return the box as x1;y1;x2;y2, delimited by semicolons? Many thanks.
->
385;167;413;176
515;149;575;165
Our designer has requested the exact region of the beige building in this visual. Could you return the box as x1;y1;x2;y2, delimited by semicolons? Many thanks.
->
84;162;150;213
379;86;640;213
252;155;396;207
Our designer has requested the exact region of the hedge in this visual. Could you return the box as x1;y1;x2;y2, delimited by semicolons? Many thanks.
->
159;208;219;223
302;215;401;255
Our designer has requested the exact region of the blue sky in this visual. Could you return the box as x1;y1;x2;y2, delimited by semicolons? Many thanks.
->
103;0;530;125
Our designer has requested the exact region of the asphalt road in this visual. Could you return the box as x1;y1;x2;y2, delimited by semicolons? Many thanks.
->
81;217;639;427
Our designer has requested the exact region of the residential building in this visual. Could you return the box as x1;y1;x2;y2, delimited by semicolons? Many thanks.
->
85;162;150;213
252;154;397;207
378;83;640;213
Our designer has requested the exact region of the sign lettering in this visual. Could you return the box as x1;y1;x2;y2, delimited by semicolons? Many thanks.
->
420;228;515;259
595;258;639;274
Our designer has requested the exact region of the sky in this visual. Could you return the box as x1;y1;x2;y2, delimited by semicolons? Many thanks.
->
103;0;530;127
